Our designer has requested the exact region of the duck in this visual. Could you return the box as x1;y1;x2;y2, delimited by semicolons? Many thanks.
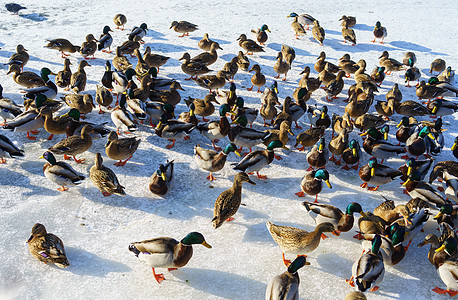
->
178;52;212;80
185;94;217;122
379;51;405;75
342;22;356;45
236;51;250;71
427;77;458;97
362;231;406;266
415;80;447;100
338;54;359;77
359;157;402;191
433;204;458;229
6;64;45;88
307;105;331;129
149;160;174;196
0;85;22;124
405;67;421;87
399;157;434;183
0;134;24;163
44;38;80;58
196;104;231;151
247;64;266;92
295;168;332;203
438;66;455;83
70;60;90;93
287;13;307;39
150;81;184;107
396;100;431;117
233;140;283;179
228;115;270;152
299;66;321;92
361;128;406;161
274;52;290;81
427;98;458;117
62;94;95;118
294;126;325;151
251;24;270;45
95;85;113;113
342;139;362;170
347;235;385;292
90;152;126;196
429;161;458;184
317;63;337;87
133;49;149;75
315;51;340;73
273;97;293;129
266;221;336;266
194;143;240;181
312;20;326;45
190;42;222;66
290;91;308;129
354;60;378;88
105;131;140;167
145;102;174;127
371;66;386;86
306;137;328;170
403;171;448;208
6;44;29;70
143;46;169;72
111;94;137;134
22;67;58;100
194;71;227;93
287;12;315;29
37;107;80;140
213;172;256;228
177;103;198;126
128;23;148;42
170;20;198;37
128;231;211;284
80;34;98;59
372;21;387;43
129;76;151;102
48;124;94;163
402;52;417;67
113;14;127;30
426;237;458;296
265;256;309;299
27;223;69;268
5;3;26;14
375;99;396;120
100;61;114;90
325;70;346;101
155;114;195;149
55;58;72;90
281;44;296;66
430;58;446;74
405;126;436;158
260;85;279;124
112;69;136;103
452;137;458;160
328;128;348;165
373;199;409;225
237;34;264;55
119;36;141;57
262;121;292;155
395;117;417;145
198;33;215;51
113;47;133;72
340;15;356;27
345;292;367;300
40;151;85;191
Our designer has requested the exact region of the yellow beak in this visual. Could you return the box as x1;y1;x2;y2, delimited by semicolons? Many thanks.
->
229;91;234;98
321;112;325;119
352;148;357;157
161;173;167;181
397;120;403;128
428;133;435;140
38;155;44;159
403;179;411;186
274;87;279;94
452;143;457;151
202;241;212;248
384;132;388;140
234;150;241;157
360;132;368;137
318;143;324;151
190;109;195;116
325;180;332;189
433;212;444;220
432;106;438;114
282;145;290;150
360;212;368;219
407;166;412;176
287;129;294;136
435;244;446;253
370;167;375;177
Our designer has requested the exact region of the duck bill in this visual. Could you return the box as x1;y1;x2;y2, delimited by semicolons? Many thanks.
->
360;132;368;137
321;112;325;119
360;211;368;219
332;230;341;236
189;109;195;116
431;106;437;114
157;121;163;128
274;87;279;94
229;91;234;98
396;120;403;128
201;241;212;248
266;29;271;33
403;179;411;186
228;110;237;116
325;180;332;189
281;145;290;150
234;150;241;157
247;179;256;185
318;143;324;151
370;167;375;177
352;148;357;157
428;133;435;140
27;235;34;243
417;240;427;247
433;212;444;220
287;129;294;136
161;173;167;181
38;155;44;159
435;244;446;253
384;132;388;140
407;166;413;176
452;143;457;151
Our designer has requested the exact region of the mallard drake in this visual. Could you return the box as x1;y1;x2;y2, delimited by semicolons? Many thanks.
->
155;114;195;149
6;44;29;70
150;81;184;107
37;107;80;140
342;23;356;45
372;21;387;43
371;66;386;86
438;66;455;83
179;52;212;80
145;102;174;127
27;223;69;268
143;46;169;72
80;34;97;59
170;20;198;37
251;24;270;45
361;231;406;267
342;139;362;170
101;61;114;90
231;97;258;127
149;160;174;196
274;52;290;81
428;77;458;97
273;96;293;129
97;26;113;53
452;137;458;160
40;151;85;191
194;143;240;181
236;51;250;71
198;33;214;51
112;69;136;101
113;14;127;30
113;46;133;72
247;64;266;92
430;58;446;74
312;20;325;45
325;70;345;101
196;104;231;151
0;134;24;163
328;128;348;165
433;203;458;229
128;23;148;42
55;58;72;90
213;172;255;228
128;231;211;284
295;168;332;203
359;124;388;141
237;34;264;55
190;42;222;66
62;93;95;116
287;12;315;29
361;128;406;161
359;157;402;191
90;152;125;196
266;221;335;266
95;85;113;113
415;79;447;100
233;140;283;179
307;105;331;129
338;54;359;77
265;256;309;299
347;235;385;292
402;52;417;67
299;66;321;92
0;85;22;124
281;44;295;66
404;171;447;208
48;124;93;163
7;64;45;88
44;38;80;58
396;117;417;145
194;71;227;93
22;67;58;100
287;13;307;39
399;157;434;183
111;94;137;134
405;126;436;158
105;131;140;167
379;51;405;75
306;138;328;170
340;15;356;27
315;51;340;73
228;115;270;152
404;67;421;87
396;100;431;117
70;60;90;93
290;91;308;129
427;98;458;117
294;126;325;151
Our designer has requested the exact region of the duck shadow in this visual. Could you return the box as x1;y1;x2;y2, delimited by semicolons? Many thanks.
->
19;13;48;22
390;41;447;56
145;42;194;53
65;246;131;277
189;36;231;45
266;42;311;57
147;29;167;40
27;54;61;66
219;53;236;62
170;267;266;299
2;164;60;197
353;24;373;32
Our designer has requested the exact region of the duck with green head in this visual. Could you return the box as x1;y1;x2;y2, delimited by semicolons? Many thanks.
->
37;107;80;140
128;23;148;42
403;171;447;208
22;67;57;100
404;67;421;87
361;127;406;161
342;139;362;170
372;21;387;43
396;116;417;145
251;24;270;45
196;104;231;151
405;126;436;159
306;137;327;171
194;143;240;181
359;157;402;191
111;93;137;134
362;225;407;266
431;237;458;296
228;115;270;153
149;160;174;196
427;98;458;117
155;114;195;149
40;151;85;191
452;137;458;159
295;168;332;203
399;157;434;184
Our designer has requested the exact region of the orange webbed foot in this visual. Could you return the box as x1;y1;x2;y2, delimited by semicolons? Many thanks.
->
57;186;69;192
370;286;380;292
295;191;305;197
226;217;234;222
206;173;216;181
321;233;328;240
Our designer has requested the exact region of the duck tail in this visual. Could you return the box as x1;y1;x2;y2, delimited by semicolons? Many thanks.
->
128;244;140;257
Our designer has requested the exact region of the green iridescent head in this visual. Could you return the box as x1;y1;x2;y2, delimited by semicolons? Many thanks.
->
180;232;212;248
219;104;231;116
371;234;382;254
267;140;283;150
287;255;310;273
346;202;363;215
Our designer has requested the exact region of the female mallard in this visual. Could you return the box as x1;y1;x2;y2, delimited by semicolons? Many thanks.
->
340;15;356;27
415;80;447;101
119;36;141;57
80;34;98;60
133;49;149;75
342;22;356;45
265;256;309;299
0;134;24;163
325;70;346;101
105;131;140;167
111;94;137;134
143;46;169;72
379;51;405;75
354;60;377;87
128;23;148;42
359;157;402;191
361;128;406;161
196;104;231;151
294;126;325;151
396;100;431;117
185;93;217;122
290;91;308;129
6;44;29;70
98;25;113;53
263;121;292;157
7;64;45;88
347;234;385;292
22;67;58;100
273;97;292;129
438;66;455;83
299;66;321;92
70;60;91;93
430;58;446;74
375;99;396;120
247;64;266;92
190;42;222;66
198;33;214;51
213;172;255;228
228;115;270;153
295;169;332;203
95;85;113;113
113;14;127;30
405;126;436;158
194;143;240;181
266;221;335;266
404;171;447;208
222;57;239;82
194;70;227;93
274;52;290;81
237;34;264;55
38;107;80;140
45;38;80;58
374;199;409;225
371;66;386;86
338;54;359;77
342;139;362;170
236;51;250;71
251;24;270;45
302;201;367;235
62;94;95;117
287;13;307;39
307;105;331;129
260;96;278;126
233;140;283;179
155;114;195;149
150;81;184;107
281;44;295;66
372;21;387;43
328;128;348;165
55;58;72;90
306;138;328;171
27;223;69;268
314;51;339;73
170;21;198;37
332;112;353;138
177;103;198;125
179;52;212;80
41;151;85;191
128;231;211;284
48;124;94;163
90;152;126;196
113;46;133;72
149;160;174;196
429;161;458;184
317;63;337;88
312;20;325;45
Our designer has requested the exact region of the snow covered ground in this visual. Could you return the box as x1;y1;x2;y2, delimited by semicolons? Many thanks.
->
0;0;457;299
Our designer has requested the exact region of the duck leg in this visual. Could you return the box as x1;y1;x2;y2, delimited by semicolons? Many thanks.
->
102;191;111;197
57;186;69;192
314;194;318;203
282;253;291;267
206;173;216;181
342;164;351;170
346;276;355;287
98;105;105;114
211;141;222;151
334;157;342;166
294;121;302;129
246;85;254;91
26;131;37;140
360;182;368;188
296;146;305;151
351;161;359;170
295;191;305;197
329;154;336;162
72;156;85;164
321;233;328;240
274;154;282;160
256;172;268;179
152;268;165;284
46;134;54;140
257;86;262;93
114;155;133;167
353;231;365;240
0;158;6;164
165;139;176;149
167;268;178;271
226;217;234;222
367;185;379;191
369;286;380;292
